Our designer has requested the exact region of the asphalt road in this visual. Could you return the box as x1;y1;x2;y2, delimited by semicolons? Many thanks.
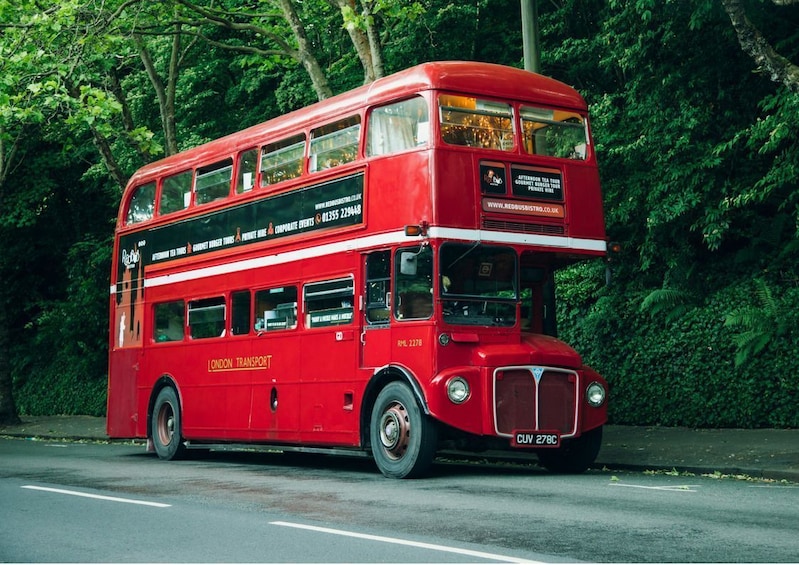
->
1;437;798;563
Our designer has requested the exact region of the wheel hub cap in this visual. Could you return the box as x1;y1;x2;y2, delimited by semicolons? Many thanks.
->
379;402;409;460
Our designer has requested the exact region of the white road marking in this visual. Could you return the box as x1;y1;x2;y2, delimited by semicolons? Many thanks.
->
270;521;542;563
21;485;171;507
609;482;698;492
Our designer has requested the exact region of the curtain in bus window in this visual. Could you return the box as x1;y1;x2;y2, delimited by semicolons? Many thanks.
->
367;97;428;157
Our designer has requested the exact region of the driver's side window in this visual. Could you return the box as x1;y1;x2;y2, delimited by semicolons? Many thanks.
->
395;246;433;320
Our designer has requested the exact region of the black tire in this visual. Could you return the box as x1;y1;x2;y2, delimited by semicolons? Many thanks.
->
151;387;186;460
370;381;437;479
537;426;602;474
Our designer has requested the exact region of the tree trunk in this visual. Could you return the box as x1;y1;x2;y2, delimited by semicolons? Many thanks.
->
0;135;20;425
331;0;378;83
361;0;384;79
278;0;334;100
721;0;799;92
135;31;180;156
0;269;20;425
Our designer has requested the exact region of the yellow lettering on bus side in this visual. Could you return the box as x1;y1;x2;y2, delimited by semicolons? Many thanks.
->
208;358;234;372
206;355;274;372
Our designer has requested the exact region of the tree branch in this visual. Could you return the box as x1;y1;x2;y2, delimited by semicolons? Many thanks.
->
721;0;799;92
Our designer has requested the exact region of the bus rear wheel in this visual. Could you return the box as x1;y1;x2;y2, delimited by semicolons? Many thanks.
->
370;381;437;479
537;426;602;473
151;387;186;460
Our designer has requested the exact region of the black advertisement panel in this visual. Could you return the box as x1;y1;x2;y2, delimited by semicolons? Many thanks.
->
510;165;563;201
480;161;507;195
116;173;364;292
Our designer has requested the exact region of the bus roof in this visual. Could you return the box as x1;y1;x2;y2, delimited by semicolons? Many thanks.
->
125;61;587;188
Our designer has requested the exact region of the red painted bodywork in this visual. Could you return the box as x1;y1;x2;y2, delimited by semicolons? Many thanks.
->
107;61;608;450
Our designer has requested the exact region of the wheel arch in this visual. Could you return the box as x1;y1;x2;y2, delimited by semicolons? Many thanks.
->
360;365;428;449
146;375;181;439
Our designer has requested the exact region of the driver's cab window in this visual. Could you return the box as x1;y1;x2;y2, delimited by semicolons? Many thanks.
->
519;252;557;336
395;245;433;320
440;244;517;327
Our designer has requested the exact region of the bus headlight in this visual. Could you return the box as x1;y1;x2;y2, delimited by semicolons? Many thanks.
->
586;382;606;407
447;377;470;404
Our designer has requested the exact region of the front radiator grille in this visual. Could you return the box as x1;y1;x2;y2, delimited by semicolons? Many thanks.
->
494;367;578;436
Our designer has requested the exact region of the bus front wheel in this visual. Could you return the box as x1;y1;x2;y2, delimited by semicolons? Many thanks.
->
151;387;186;460
370;381;437;479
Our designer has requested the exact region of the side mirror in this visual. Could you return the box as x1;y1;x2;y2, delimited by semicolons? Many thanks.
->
400;252;417;276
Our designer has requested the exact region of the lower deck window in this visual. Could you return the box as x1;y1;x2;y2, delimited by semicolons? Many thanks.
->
188;297;226;339
255;286;298;332
154;301;185;342
304;277;354;328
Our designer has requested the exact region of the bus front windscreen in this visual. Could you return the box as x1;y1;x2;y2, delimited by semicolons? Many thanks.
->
440;243;517;327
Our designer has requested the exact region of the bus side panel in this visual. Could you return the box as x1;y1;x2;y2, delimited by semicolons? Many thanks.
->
248;332;302;442
366;151;432;231
563;165;606;241
107;270;146;438
107;348;142;438
299;328;360;446
432;151;477;228
181;341;250;440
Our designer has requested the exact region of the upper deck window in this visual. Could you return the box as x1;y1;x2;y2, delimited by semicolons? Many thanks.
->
126;182;155;225
309;117;360;172
236;149;258;194
521;107;588;160
261;135;305;186
195;159;233;205
160;170;192;215
439;95;513;151
367;96;429;157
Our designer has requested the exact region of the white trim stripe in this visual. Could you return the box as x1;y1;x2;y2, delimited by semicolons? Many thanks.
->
428;226;607;251
109;227;606;293
144;230;409;289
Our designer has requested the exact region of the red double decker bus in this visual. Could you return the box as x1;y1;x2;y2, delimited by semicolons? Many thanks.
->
107;61;608;478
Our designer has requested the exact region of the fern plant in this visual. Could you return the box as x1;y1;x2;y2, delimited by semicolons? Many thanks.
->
640;287;694;323
724;279;787;367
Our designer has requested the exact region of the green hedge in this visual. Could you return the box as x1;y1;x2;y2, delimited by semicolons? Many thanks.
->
559;264;799;428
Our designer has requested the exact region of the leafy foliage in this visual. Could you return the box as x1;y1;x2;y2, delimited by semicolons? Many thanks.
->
724;279;791;367
2;0;799;427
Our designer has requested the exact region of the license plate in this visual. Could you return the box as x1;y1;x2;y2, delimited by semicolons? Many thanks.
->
511;431;560;448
